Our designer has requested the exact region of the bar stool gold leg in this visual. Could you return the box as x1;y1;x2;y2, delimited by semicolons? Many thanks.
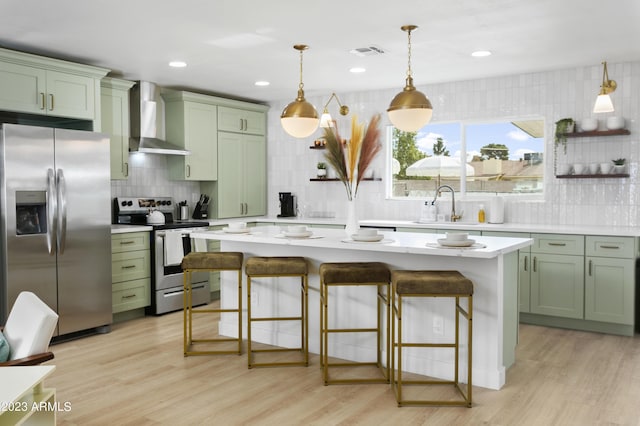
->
181;252;244;357
246;257;308;369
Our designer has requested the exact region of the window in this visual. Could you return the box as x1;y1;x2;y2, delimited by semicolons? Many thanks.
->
388;119;544;198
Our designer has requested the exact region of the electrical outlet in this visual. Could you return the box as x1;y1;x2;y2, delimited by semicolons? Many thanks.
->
433;316;444;335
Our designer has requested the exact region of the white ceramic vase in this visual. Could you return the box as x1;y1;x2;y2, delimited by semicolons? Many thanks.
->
344;198;360;237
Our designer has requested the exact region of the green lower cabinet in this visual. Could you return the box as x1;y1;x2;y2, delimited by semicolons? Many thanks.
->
530;253;584;319
111;232;151;315
585;257;635;324
519;252;531;313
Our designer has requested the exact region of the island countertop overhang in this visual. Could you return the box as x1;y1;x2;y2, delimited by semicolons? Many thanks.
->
190;228;533;259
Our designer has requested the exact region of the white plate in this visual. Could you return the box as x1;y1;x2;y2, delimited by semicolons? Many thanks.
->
282;230;313;238
437;238;475;247
351;234;384;242
223;227;250;234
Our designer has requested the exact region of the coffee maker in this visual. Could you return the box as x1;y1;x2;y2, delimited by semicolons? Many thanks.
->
278;192;296;217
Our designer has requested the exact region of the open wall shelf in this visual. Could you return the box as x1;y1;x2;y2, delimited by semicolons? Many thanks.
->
556;173;629;179
310;178;382;182
562;129;630;138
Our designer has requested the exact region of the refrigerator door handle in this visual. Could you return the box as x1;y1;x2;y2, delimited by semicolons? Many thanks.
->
56;169;67;255
46;168;57;255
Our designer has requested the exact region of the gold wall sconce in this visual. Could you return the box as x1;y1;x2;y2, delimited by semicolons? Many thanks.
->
281;44;319;138
593;61;616;113
387;25;433;132
319;93;349;128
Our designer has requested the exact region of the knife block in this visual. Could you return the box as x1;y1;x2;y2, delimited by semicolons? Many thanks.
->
192;200;208;219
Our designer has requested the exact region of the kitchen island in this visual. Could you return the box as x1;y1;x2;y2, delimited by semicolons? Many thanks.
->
191;227;532;390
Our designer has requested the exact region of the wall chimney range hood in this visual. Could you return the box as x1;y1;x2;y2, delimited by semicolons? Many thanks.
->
129;81;190;155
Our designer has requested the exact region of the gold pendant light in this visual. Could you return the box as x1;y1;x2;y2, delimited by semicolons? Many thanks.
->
281;44;319;138
387;25;433;132
593;61;616;113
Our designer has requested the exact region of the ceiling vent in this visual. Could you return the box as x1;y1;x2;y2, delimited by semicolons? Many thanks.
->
349;45;385;57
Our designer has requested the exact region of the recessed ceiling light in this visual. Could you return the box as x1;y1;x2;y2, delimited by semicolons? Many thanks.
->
169;61;187;68
350;67;366;73
254;81;270;86
471;50;492;58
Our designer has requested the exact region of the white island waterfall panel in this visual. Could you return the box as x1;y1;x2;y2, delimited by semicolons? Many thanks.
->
191;228;532;390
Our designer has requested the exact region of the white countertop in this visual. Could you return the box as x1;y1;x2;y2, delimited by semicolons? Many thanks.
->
191;228;532;259
111;217;640;237
111;224;154;234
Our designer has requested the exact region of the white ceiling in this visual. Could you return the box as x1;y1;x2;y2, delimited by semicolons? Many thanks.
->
1;0;639;104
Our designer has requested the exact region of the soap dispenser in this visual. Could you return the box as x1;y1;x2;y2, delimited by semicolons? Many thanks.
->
478;204;486;223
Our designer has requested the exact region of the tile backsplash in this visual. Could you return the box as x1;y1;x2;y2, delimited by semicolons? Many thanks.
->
267;60;640;227
113;60;639;228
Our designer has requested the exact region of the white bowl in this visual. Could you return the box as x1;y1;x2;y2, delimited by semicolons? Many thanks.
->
606;116;625;130
580;118;598;132
446;232;468;242
288;225;307;233
228;222;247;230
356;228;378;237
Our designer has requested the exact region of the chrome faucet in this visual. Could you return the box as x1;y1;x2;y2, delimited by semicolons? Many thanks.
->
432;185;462;222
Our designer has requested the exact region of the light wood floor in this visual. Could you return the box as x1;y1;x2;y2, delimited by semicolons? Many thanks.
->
45;304;640;425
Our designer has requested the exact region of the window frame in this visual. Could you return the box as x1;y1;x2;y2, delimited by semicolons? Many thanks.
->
385;117;546;201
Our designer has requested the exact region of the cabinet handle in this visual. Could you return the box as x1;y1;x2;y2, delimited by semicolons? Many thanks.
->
245;202;248;215
122;265;136;269
244;118;248;131
186;165;191;178
239;118;243;131
39;92;46;110
120;240;135;245
122;294;136;299
588;259;592;276
124;162;129;177
533;256;537;272
548;242;567;247
523;255;528;272
48;94;54;111
598;245;620;250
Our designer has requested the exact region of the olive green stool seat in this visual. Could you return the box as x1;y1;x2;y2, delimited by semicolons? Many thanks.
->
181;252;243;356
246;256;308;368
391;270;473;407
319;262;391;385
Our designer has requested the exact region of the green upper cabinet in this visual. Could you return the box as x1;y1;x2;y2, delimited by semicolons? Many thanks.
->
162;90;218;181
218;106;265;135
101;77;135;180
216;132;266;218
0;47;108;123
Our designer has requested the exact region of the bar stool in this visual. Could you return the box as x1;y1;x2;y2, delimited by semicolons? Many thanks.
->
182;252;243;356
391;270;473;407
319;262;391;385
245;256;308;368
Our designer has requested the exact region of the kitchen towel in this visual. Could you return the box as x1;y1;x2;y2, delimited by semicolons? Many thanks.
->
164;232;185;266
192;237;207;252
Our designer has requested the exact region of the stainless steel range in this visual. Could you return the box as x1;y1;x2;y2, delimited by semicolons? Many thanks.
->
113;196;211;314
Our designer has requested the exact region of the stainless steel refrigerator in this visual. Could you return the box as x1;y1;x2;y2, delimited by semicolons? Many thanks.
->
0;123;112;336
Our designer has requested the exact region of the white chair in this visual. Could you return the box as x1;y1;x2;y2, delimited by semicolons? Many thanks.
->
0;291;58;366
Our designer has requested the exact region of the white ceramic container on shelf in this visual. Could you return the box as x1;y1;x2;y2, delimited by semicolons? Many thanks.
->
572;163;585;174
600;162;612;174
580;118;598;132
606;116;625;130
557;164;571;175
589;163;599;174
